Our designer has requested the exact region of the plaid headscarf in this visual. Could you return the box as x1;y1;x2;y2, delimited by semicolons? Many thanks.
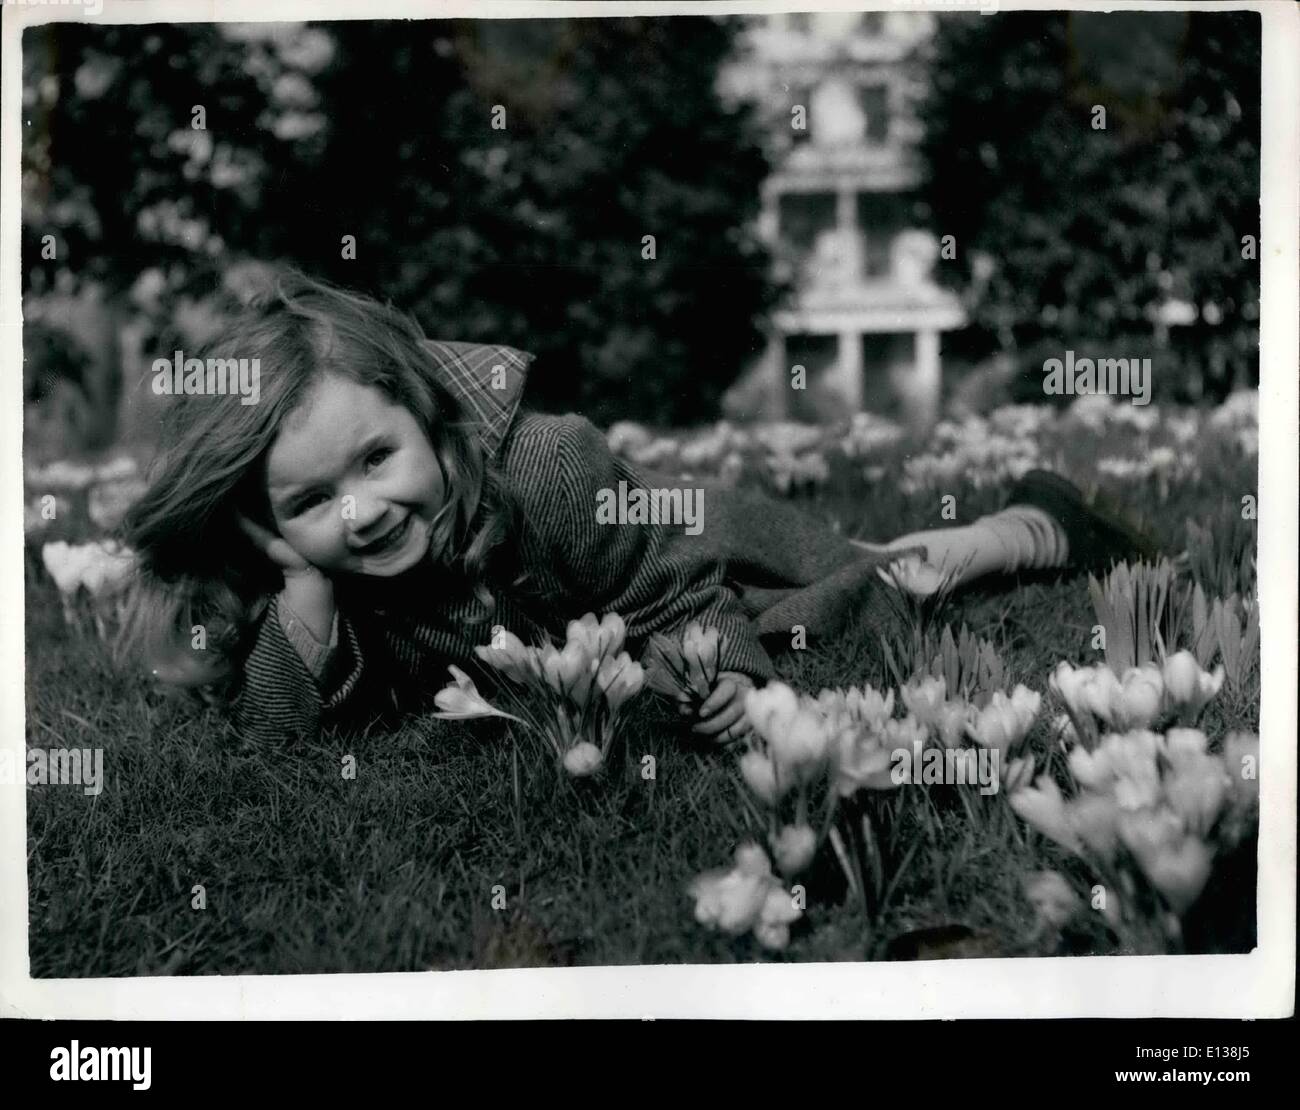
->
420;339;535;460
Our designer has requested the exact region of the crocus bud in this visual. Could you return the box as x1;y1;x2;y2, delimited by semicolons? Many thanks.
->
1161;650;1201;705
597;612;627;657
739;750;781;806
770;824;817;875
562;741;604;777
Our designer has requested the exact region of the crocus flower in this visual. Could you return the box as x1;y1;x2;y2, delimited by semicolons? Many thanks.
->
1008;773;1084;854
596;652;645;712
883;714;928;751
1081;666;1123;723
753;884;802;950
41;541;94;596
966;686;1040;753
689;842;780;937
41;539;136;599
545;641;596;705
901;674;947;722
831;722;897;795
930;701;971;749
745;682;800;738
682;622;720;680
1117;808;1214;915
1160;731;1229;834
1066;792;1121;860
565;613;602;657
900;677;970;749
817;684;894;734
474;629;535;685
769;707;831;780
433;666;523;723
771;824;817;875
1104;731;1162;811
596;612;627;657
739;749;782;806
79;542;136;598
745;683;830;782
1111;665;1164;730
1161;650;1225;717
877;555;946;598
1067;743;1115;791
1024;869;1080;931
562;741;604;778
1049;661;1093;723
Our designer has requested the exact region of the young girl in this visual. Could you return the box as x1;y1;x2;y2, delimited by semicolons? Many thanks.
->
125;272;1151;747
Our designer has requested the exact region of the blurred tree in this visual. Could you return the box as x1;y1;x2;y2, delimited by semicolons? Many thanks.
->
914;11;1260;403
22;18;776;429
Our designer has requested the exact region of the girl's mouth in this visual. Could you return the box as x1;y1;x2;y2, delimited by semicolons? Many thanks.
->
356;515;412;556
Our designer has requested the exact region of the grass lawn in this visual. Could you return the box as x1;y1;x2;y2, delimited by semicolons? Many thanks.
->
24;403;1259;975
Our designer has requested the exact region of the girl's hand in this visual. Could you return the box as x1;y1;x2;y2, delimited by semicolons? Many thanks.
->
239;516;335;642
238;515;315;577
680;670;755;746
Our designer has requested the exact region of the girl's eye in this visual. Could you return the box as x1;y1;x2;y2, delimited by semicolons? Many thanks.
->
293;492;329;515
365;447;393;470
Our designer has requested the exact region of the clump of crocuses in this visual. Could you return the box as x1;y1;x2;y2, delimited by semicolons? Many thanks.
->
434;612;645;778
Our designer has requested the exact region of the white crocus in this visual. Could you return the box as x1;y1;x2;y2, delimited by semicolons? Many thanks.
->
41;541;94;596
745;683;830;783
966;685;1040;754
753;884;802;951
770;824;817;875
900;674;947;722
1103;730;1163;811
1112;665;1164;730
1008;773;1084;855
433;666;523;723
474;629;535;685
1116;808;1214;916
877;555;946;598
1161;650;1225;717
1065;792;1121;860
562;741;604;778
1081;666;1123;724
79;542;135;598
689;843;799;949
739;749;782;806
596;652;645;712
831;722;897;795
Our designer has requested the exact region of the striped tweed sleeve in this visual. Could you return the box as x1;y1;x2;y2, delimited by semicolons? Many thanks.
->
233;597;369;744
503;414;776;682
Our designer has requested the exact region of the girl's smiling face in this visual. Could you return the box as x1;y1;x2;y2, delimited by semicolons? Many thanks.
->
266;373;445;577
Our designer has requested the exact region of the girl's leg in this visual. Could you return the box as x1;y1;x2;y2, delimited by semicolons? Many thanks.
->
860;469;1157;597
856;506;1069;593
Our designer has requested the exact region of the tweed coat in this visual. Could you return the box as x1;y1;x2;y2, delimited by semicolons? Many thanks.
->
231;341;904;744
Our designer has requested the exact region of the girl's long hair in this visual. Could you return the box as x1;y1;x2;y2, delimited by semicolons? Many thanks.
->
122;270;518;693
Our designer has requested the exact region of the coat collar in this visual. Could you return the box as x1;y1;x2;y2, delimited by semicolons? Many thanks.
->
420;339;534;460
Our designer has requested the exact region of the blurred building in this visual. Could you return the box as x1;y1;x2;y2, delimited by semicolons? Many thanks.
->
721;10;965;426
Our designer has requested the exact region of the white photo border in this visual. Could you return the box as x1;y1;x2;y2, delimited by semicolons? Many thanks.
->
1;0;1294;1020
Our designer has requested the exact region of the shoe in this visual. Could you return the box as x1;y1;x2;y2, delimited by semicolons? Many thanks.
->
1005;469;1161;574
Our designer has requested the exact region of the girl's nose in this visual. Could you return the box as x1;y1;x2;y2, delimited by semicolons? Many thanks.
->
345;491;387;535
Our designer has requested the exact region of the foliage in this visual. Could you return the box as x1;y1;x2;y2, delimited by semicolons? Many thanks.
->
21;18;776;428
914;11;1260;402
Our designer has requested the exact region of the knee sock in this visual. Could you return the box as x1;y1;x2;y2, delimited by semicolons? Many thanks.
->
868;506;1070;593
